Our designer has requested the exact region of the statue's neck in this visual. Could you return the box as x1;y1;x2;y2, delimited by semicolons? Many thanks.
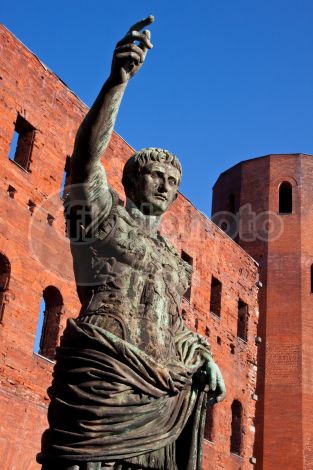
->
125;198;161;238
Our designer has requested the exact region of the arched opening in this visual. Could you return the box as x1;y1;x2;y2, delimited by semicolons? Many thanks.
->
0;253;11;322
34;286;63;360
230;400;243;455
204;404;214;442
279;182;292;214
226;193;236;214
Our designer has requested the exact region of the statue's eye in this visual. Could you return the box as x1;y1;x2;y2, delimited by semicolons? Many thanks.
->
151;172;158;179
168;178;177;186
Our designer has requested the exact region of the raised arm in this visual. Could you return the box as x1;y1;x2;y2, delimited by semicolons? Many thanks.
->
70;16;154;217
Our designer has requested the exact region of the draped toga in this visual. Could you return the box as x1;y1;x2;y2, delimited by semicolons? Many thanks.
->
37;188;212;470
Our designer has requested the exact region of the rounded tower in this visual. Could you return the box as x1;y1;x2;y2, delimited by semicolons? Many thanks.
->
212;153;313;470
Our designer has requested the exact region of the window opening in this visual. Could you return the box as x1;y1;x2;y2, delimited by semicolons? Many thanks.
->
230;400;243;455
237;299;248;342
0;254;10;322
181;250;193;301
9;114;35;171
226;193;236;214
204;404;214;442
47;214;55;226
279;182;292;214
7;185;16;198
60;156;71;199
27;199;36;214
210;276;222;317
34;286;63;360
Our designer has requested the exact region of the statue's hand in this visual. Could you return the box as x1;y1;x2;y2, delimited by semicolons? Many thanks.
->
110;16;154;84
205;356;226;403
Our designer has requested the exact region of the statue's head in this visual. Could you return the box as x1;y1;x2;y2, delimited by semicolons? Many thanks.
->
122;148;182;216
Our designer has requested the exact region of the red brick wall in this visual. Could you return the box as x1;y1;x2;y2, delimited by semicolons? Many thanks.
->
213;153;313;470
0;24;258;470
297;156;313;470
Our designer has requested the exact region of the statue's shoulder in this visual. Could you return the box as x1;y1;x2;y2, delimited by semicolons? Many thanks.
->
92;187;132;239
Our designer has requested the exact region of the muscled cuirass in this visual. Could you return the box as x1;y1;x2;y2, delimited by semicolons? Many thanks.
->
69;192;192;364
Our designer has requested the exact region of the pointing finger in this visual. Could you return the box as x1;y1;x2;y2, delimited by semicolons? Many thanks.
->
127;15;155;34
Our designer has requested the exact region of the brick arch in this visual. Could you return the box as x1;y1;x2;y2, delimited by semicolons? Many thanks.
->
39;286;63;360
0;252;11;322
274;175;298;187
271;175;298;215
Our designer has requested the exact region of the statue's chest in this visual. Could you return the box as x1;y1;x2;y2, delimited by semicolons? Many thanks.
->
86;210;191;314
109;215;186;285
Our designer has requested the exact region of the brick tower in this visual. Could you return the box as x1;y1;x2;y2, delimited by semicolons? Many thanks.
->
212;153;313;470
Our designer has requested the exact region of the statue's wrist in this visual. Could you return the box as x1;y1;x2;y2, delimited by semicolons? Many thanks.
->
107;73;129;88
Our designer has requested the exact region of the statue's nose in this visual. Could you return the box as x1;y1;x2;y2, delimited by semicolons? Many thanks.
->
158;179;169;193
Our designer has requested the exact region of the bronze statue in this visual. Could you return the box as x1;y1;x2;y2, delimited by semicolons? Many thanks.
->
37;16;226;470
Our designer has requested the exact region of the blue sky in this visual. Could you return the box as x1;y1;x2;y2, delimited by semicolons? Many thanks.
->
2;0;313;216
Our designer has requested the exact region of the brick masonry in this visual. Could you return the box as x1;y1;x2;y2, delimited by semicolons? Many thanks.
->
213;154;313;470
0;24;258;469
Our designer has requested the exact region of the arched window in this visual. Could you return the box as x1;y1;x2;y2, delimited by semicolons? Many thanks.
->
226;193;236;214
204;404;214;442
0;253;10;322
230;400;243;455
35;286;63;360
279;182;292;214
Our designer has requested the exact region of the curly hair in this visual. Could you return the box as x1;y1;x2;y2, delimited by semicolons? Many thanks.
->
122;147;182;198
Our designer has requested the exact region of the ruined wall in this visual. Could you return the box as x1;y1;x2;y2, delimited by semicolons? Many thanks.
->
0;24;258;470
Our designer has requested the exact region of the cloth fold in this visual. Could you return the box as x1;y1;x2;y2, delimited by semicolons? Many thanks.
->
37;318;210;470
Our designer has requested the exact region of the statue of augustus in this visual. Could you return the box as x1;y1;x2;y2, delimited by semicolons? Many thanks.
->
37;16;226;470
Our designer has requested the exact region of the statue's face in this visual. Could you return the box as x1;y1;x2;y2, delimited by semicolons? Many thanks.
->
133;161;180;216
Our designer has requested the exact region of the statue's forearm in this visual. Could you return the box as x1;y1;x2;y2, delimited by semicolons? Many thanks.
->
71;78;127;181
70;16;153;183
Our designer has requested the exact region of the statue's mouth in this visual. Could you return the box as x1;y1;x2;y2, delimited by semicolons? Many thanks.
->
154;194;167;201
